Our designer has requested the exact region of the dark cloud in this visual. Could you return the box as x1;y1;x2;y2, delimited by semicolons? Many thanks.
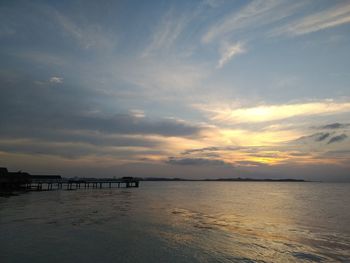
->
0;72;203;139
0;139;164;159
0;127;161;148
315;133;330;142
1;112;201;138
327;134;348;144
0;71;204;159
0;140;98;159
182;146;242;155
317;123;350;129
294;132;331;143
182;147;220;155
69;114;201;136
201;152;221;158
167;157;229;166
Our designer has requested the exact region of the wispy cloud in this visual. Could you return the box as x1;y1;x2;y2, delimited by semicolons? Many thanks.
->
203;0;225;8
217;42;246;68
54;11;117;50
202;0;303;43
142;8;192;57
197;101;350;124
272;2;350;36
120;57;207;98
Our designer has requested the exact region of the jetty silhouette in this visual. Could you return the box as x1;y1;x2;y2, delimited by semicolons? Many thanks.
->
0;167;139;191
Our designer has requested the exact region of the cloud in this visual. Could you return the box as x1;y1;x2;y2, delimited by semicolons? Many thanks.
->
167;157;228;166
0;69;211;163
2;112;203;138
0;128;161;149
0;115;204;159
182;146;220;155
198;101;350;124
49;76;63;83
317;123;350;129
129;109;145;118
217;42;246;68
315;133;331;142
203;0;225;8
294;132;331;143
120;56;207;98
71;114;203;137
202;0;303;43
324;150;350;157
0;72;205;138
54;10;117;50
327;134;348;144
142;9;190;57
1;1;350;179
0;137;163;159
0;110;208;159
272;2;350;36
235;160;266;167
182;146;242;155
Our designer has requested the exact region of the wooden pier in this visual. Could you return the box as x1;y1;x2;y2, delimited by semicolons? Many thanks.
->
26;178;139;191
1;168;139;192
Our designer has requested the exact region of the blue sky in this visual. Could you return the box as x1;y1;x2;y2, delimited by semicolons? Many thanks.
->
1;0;350;181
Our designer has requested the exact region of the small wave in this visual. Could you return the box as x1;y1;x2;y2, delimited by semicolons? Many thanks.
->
292;252;325;262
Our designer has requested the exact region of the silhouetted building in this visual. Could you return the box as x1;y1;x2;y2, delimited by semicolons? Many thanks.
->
0;167;8;176
0;167;62;190
0;167;32;189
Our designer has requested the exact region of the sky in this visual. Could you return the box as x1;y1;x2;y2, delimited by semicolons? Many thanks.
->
1;0;350;181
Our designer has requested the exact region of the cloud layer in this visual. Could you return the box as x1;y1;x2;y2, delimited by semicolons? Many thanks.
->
0;1;350;180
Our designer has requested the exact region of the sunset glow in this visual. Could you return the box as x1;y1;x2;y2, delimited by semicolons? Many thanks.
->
0;0;350;181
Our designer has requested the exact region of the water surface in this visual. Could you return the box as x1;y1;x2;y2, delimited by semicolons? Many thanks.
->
1;182;349;262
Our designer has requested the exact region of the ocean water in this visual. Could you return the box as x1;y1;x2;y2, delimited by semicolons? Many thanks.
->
0;182;349;263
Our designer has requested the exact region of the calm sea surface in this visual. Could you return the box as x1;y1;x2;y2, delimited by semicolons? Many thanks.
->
1;182;349;263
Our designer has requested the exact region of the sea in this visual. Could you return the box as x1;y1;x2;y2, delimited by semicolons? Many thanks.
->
1;182;349;263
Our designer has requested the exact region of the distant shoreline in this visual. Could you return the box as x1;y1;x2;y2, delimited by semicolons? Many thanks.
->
138;178;307;182
59;177;308;182
60;177;308;182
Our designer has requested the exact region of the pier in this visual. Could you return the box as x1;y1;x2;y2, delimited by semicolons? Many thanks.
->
0;167;139;191
26;178;139;191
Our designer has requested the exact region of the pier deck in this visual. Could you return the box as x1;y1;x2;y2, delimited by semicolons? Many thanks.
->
26;179;139;191
1;167;139;192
